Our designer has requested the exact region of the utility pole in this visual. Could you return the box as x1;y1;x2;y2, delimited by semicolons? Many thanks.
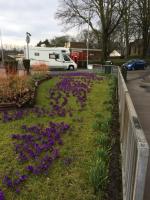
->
0;29;4;66
87;0;90;69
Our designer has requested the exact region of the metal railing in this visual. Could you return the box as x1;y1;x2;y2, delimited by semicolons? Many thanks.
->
91;64;118;75
118;69;149;200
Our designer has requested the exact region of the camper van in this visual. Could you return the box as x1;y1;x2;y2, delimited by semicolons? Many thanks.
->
24;47;77;70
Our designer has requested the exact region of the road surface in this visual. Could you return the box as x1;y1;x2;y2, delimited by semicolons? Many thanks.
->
127;69;150;200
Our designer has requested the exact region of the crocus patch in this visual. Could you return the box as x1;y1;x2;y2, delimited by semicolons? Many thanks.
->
0;72;103;122
3;122;70;193
0;72;104;198
0;189;4;200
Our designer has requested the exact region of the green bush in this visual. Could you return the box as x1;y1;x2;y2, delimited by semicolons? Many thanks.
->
99;120;110;133
95;112;103;119
92;120;101;131
95;147;110;162
89;158;108;194
96;133;110;147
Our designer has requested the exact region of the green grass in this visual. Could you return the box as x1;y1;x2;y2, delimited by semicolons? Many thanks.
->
0;76;111;200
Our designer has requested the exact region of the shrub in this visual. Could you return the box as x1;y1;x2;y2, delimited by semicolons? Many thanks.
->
96;133;110;147
92;120;101;131
89;158;108;194
4;60;18;75
32;63;49;74
0;75;32;104
95;112;103;119
95;147;110;162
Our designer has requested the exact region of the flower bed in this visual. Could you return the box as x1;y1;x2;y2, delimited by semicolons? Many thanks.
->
0;72;121;200
0;75;34;109
0;73;51;110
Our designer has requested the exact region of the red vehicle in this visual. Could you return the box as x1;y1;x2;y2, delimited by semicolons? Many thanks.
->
70;48;102;64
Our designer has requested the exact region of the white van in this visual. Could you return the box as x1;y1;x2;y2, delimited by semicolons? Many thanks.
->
24;47;77;70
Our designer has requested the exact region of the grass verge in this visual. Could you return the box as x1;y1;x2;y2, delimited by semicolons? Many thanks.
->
0;74;121;200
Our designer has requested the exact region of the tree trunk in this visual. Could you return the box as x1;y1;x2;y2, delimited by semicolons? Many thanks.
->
142;29;149;58
125;32;130;58
124;17;130;58
102;33;109;62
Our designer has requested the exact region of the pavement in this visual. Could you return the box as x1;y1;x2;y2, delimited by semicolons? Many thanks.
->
127;69;150;140
126;68;150;200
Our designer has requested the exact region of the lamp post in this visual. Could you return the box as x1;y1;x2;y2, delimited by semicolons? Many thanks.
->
25;32;31;74
26;32;31;59
0;29;4;66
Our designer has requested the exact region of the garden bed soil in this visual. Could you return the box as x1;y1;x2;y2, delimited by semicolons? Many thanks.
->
0;103;16;111
106;89;122;200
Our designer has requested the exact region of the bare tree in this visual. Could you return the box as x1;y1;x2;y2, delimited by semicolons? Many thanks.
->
122;0;133;58
56;0;127;60
76;29;102;48
109;23;126;56
133;0;150;57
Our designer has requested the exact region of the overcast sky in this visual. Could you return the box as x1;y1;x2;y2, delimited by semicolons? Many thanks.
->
0;0;77;48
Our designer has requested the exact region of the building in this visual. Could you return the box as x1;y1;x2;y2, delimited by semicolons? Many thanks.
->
70;48;102;62
64;42;87;49
65;42;103;67
129;39;150;57
109;50;121;58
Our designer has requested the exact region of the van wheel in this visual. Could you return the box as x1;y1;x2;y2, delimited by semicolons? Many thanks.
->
68;65;74;70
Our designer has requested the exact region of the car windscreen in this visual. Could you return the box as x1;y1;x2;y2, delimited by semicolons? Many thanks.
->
127;60;135;64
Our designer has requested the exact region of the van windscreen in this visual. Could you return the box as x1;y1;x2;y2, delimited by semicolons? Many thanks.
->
63;54;70;61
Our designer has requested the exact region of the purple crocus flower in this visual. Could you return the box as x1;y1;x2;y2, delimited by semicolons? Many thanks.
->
52;148;59;159
26;165;34;173
0;189;5;200
3;176;13;188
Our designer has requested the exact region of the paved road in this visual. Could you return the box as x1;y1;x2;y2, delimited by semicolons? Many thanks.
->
127;69;150;141
127;69;150;200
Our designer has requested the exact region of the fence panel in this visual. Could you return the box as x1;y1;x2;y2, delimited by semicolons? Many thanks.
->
118;69;149;200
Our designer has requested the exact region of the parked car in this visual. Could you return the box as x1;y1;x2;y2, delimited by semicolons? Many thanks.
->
122;59;147;70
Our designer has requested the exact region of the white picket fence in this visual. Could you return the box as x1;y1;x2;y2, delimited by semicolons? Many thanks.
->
118;69;149;200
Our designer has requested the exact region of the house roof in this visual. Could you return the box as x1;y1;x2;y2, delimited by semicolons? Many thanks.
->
110;50;121;57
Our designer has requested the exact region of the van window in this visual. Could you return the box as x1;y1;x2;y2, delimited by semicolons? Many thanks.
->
55;54;59;59
49;54;57;59
63;54;70;61
35;52;39;56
